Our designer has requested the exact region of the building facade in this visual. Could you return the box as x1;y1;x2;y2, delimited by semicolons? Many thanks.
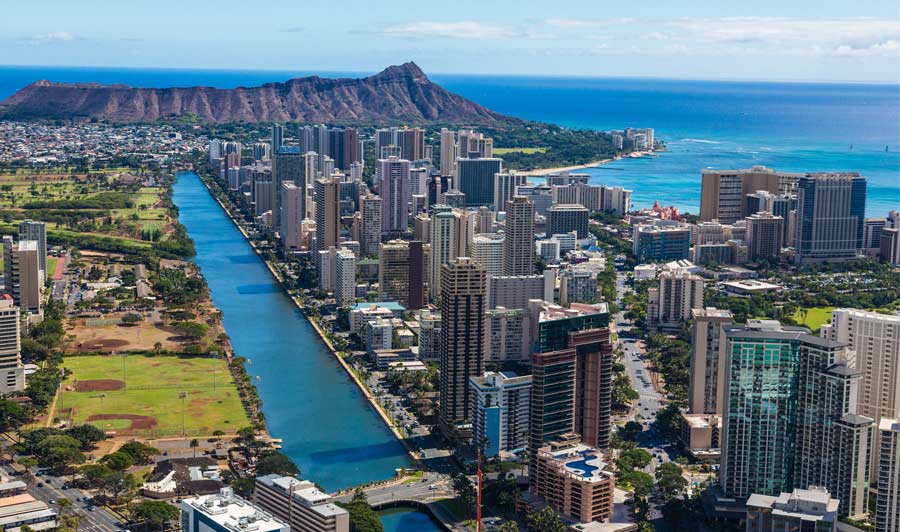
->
876;418;900;532
0;295;24;393
503;196;535;276
254;475;349;532
688;308;733;415
470;371;532;457
438;258;487;438
794;173;867;262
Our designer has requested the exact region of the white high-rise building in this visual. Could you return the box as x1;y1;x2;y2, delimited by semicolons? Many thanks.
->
279;183;304;251
2;237;42;314
377;157;410;234
359;195;382;258
18;220;46;274
470;371;532;457
334;248;356;307
0;296;24;393
821;308;900;474
494;172;528;212
440;128;455;177
470;234;504;278
876;418;900;532
647;270;704;331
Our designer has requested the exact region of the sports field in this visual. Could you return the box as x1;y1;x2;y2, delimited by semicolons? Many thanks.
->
60;354;249;437
791;306;835;332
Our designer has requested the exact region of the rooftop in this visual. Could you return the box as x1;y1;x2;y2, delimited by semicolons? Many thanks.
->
351;301;406;311
540;443;614;484
183;488;287;532
747;487;839;523
257;475;347;518
880;417;900;432
533;301;609;323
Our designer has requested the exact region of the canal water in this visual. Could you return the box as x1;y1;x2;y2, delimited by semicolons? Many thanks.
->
379;508;444;531
172;171;410;491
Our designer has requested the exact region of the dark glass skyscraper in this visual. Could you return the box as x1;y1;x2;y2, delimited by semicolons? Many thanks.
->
795;173;867;262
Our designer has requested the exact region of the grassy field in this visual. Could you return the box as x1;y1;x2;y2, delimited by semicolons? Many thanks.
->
0;172;171;244
791;307;836;332
60;354;250;437
492;147;548;155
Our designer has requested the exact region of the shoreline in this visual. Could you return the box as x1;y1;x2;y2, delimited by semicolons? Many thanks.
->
523;158;611;176
188;171;421;473
522;149;661;176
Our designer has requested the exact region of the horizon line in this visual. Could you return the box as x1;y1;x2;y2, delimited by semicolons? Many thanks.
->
1;62;899;87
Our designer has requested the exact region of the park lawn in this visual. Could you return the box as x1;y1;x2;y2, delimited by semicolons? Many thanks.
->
46;257;58;277
791;306;836;332
61;354;249;437
492;147;548;155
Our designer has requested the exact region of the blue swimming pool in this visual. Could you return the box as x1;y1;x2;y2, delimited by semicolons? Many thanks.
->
566;450;601;478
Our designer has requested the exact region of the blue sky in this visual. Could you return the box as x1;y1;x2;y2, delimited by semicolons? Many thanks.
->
2;0;899;82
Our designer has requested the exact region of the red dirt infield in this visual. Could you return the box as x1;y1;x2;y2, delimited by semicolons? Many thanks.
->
73;379;125;392
85;414;158;430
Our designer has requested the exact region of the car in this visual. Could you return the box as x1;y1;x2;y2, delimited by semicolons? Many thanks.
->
88;505;96;512
49;499;56;504
37;482;44;487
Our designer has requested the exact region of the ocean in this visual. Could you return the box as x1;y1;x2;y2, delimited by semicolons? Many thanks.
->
0;65;897;215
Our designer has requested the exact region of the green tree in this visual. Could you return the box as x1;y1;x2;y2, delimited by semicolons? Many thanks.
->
100;451;135;471
102;471;140;504
619;421;643;442
120;313;142;325
189;438;200;458
617;448;652;471
656;462;688;500
497;522;520;532
118;441;159;464
66;424;106;450
525;507;567;532
176;321;208;341
81;464;114;489
620;470;654;500
337;499;383;532
131;500;180;531
255;451;300;477
0;399;31;431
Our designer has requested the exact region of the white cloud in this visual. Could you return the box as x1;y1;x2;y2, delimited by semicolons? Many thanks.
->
31;31;77;43
543;18;635;28
537;16;900;59
672;17;900;57
380;21;517;39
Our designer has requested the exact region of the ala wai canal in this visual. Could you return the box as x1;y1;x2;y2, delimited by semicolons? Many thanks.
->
172;172;440;531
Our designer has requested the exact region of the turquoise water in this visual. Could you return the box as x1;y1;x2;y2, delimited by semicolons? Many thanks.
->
1;67;895;215
171;171;409;491
379;507;443;532
436;75;899;216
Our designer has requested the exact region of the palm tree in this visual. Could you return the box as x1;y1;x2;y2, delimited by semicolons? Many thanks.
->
189;438;200;458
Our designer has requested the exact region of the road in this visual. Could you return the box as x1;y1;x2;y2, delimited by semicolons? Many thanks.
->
334;471;453;507
612;271;671;520
4;466;122;532
362;365;456;474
